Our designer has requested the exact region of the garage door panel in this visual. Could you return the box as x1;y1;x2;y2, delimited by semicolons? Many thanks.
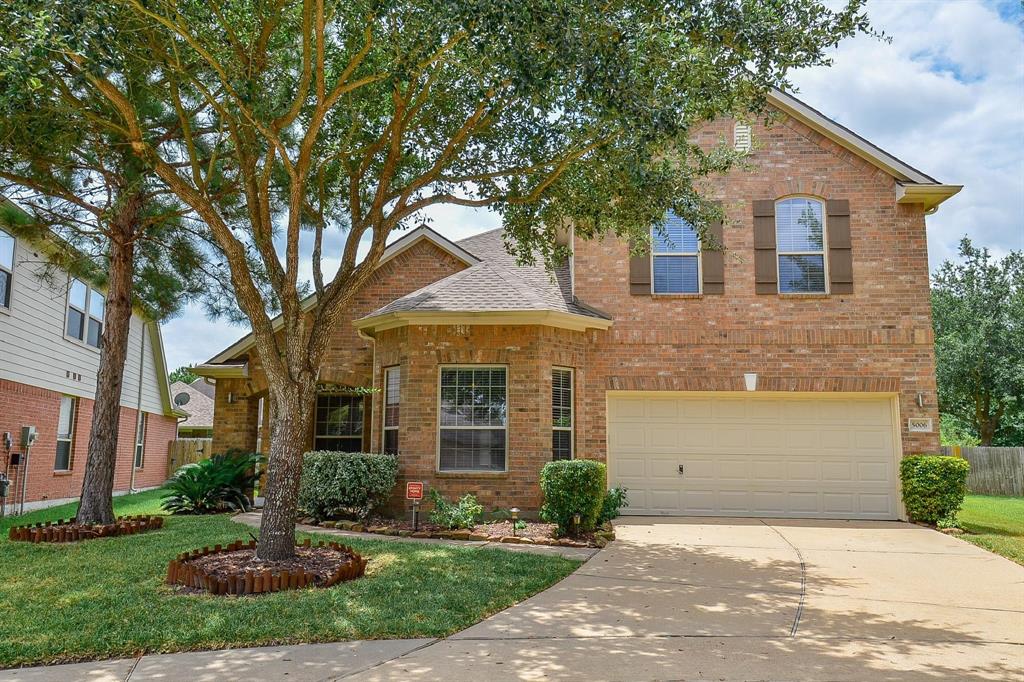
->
609;393;898;520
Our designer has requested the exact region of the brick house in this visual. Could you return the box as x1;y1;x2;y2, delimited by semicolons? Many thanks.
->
196;89;960;520
0;222;182;513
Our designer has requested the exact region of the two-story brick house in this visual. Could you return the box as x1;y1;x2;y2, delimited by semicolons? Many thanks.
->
196;89;960;520
0;223;181;513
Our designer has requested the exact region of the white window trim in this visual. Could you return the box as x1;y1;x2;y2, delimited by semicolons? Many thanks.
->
552;367;574;461
436;364;509;473
775;196;830;295
64;278;105;350
134;413;147;469
0;228;15;313
382;366;400;453
650;216;702;295
55;396;76;471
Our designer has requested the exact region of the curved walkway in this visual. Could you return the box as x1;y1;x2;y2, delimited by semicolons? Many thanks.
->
5;517;1022;681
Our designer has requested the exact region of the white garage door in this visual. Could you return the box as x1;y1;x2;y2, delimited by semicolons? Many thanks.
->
607;393;899;519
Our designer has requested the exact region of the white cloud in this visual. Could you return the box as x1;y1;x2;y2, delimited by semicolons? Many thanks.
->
161;0;1024;366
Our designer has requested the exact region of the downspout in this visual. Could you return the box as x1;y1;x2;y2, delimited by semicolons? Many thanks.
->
129;322;146;493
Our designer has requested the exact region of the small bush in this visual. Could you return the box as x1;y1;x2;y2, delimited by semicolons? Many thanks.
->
899;455;970;526
539;459;606;536
161;450;261;514
429;489;483;529
597;487;629;526
298;451;398;520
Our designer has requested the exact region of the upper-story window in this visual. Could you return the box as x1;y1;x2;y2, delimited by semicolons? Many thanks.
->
652;211;701;294
0;229;14;309
775;198;827;294
66;278;105;348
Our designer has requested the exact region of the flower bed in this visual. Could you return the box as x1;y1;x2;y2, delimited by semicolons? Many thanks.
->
310;518;616;548
7;515;164;543
165;538;367;596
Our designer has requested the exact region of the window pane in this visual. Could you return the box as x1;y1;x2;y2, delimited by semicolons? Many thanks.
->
383;429;398;455
384;368;400;428
652;211;699;253
552;430;572;461
314;395;364;448
439;428;506;471
67;308;84;339
55;441;71;470
315;436;363;452
58;397;75;438
0;270;10;308
87;319;102;347
653;255;699;293
552;369;572;427
778;255;827;294
776;199;824;252
0;230;13;269
88;290;105;318
69;279;87;309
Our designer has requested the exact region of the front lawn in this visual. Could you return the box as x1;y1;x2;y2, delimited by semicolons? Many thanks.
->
957;494;1024;565
0;489;579;668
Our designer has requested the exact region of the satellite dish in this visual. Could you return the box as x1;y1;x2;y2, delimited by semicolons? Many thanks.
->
174;392;191;407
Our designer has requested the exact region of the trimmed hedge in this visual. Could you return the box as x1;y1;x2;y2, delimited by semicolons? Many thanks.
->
298;451;398;520
899;455;970;525
540;459;607;536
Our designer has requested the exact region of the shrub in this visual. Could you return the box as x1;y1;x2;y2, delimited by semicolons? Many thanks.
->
539;459;606;536
161;450;261;514
298;451;399;520
899;455;970;526
597;487;629;526
429;489;483;529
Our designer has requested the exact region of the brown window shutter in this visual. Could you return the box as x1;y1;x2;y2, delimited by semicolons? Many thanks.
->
628;239;651;295
827;199;853;294
701;203;725;295
752;200;777;294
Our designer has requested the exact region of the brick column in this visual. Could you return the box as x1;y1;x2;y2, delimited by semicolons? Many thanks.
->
212;378;260;454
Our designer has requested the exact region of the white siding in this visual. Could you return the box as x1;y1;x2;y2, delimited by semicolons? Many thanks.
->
0;235;168;413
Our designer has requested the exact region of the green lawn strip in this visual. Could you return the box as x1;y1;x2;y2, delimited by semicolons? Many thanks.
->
0;489;580;668
957;494;1024;565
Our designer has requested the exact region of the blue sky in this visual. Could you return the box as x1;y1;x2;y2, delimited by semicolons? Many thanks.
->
161;0;1024;371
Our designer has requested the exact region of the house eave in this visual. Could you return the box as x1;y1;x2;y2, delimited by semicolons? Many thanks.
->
895;183;963;213
192;362;250;379
354;310;613;337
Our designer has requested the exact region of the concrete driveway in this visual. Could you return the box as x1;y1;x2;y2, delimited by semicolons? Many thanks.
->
365;517;1024;681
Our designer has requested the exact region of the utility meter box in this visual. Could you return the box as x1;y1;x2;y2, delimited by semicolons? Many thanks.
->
21;426;37;447
0;474;9;498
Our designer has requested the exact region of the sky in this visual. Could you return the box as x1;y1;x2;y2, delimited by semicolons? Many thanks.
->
161;0;1024;372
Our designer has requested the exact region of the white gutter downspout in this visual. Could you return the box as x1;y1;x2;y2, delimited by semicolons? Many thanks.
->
129;324;146;493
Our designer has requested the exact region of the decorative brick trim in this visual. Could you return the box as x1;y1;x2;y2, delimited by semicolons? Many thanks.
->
607;375;901;393
606;327;932;346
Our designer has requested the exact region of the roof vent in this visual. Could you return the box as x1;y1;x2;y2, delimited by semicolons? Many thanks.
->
173;392;191;407
734;122;752;153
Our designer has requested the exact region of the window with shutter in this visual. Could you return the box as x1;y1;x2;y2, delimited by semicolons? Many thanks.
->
651;211;701;294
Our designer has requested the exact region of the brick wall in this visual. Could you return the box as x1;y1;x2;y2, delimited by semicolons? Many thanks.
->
0;377;175;510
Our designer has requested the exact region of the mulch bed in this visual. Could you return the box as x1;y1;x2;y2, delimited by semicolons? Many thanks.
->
311;517;612;548
166;539;367;596
7;515;164;543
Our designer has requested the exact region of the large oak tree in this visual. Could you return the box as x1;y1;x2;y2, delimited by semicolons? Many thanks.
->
5;0;875;558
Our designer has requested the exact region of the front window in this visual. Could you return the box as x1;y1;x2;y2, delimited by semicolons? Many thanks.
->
66;278;105;347
652;210;700;294
776;198;827;294
314;394;365;452
134;413;147;468
439;366;506;471
0;229;14;309
383;367;400;455
55;396;76;470
552;368;573;461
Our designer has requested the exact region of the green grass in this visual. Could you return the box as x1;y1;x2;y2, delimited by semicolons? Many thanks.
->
0;489;579;668
957;494;1024;565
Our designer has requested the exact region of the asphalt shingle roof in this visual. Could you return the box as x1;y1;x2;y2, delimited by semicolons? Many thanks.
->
364;228;608;321
170;381;214;428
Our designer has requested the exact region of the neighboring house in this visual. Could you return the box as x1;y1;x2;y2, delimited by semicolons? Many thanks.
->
0;225;181;513
170;380;215;439
196;89;960;520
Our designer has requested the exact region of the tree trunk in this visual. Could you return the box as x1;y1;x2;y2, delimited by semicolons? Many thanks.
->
256;380;316;561
978;418;997;446
76;198;140;525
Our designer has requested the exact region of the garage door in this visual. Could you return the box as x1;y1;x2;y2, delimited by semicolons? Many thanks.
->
607;393;899;519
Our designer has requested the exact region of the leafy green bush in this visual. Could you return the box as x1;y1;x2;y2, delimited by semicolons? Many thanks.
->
161;450;261;514
298;451;399;520
597;487;629;526
899;455;970;525
429;489;483;529
539;459;606;536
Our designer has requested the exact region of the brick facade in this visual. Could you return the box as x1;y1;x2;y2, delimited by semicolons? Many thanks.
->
212;108;942;514
0;377;177;511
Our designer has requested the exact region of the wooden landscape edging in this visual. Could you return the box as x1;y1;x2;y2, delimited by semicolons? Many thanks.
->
7;515;164;543
165;538;368;596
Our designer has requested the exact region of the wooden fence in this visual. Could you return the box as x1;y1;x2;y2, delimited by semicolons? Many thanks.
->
167;438;214;476
941;446;1024;496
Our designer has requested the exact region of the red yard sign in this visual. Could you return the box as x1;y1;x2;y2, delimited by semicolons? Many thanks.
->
406;482;424;501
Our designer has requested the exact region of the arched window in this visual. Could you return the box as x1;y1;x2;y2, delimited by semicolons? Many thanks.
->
0;228;14;309
775;198;827;294
651;210;701;294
